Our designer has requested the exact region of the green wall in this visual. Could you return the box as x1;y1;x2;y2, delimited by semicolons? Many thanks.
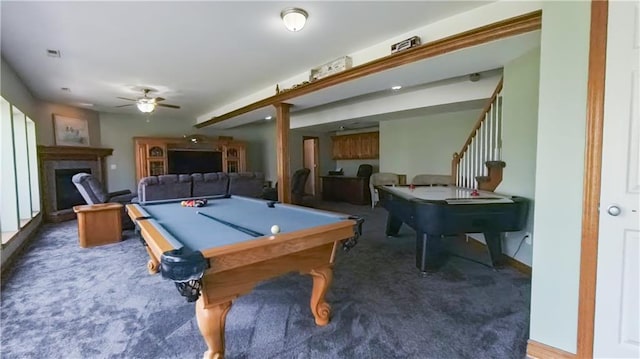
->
529;1;591;353
494;46;541;266
99;113;284;192
379;108;480;181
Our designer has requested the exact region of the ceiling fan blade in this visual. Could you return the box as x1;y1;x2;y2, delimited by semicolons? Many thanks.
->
116;97;137;102
115;104;134;108
157;103;180;109
154;97;166;102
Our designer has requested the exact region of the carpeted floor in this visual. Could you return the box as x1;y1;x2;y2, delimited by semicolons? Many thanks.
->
1;200;531;359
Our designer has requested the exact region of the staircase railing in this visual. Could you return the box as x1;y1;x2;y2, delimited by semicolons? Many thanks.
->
451;78;504;190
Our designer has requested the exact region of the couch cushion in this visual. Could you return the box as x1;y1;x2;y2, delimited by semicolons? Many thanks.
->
138;174;192;202
191;172;229;197
228;172;264;198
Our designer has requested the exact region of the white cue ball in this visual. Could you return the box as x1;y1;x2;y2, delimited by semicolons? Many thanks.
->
271;225;280;234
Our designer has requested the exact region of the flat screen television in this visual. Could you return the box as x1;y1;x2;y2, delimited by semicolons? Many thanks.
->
167;150;223;174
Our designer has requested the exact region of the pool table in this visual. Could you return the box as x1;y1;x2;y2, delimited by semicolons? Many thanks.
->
126;195;362;359
376;185;528;274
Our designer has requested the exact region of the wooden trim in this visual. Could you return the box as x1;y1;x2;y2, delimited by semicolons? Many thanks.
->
577;1;608;357
526;340;576;359
275;103;291;203
195;11;541;128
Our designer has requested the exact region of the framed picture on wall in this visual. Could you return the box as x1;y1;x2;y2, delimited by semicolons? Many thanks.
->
52;114;90;146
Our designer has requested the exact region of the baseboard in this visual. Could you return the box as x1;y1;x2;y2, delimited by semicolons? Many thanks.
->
526;340;576;359
463;235;532;276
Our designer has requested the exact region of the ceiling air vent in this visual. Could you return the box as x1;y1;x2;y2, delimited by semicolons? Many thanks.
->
46;49;61;57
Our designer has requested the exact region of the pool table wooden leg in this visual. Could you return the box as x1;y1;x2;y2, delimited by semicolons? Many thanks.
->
143;246;159;274
308;265;333;326
196;297;232;359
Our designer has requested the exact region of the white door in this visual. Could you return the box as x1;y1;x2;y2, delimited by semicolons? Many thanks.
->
594;0;640;357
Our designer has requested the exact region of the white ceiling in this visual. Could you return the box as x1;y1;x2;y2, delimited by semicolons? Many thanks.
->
1;1;498;124
0;0;539;134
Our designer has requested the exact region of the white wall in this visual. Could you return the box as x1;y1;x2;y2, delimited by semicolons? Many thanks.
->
379;108;480;181
529;1;591;353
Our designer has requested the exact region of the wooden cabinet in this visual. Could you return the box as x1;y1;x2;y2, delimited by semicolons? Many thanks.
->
331;132;379;159
134;137;247;182
224;143;246;173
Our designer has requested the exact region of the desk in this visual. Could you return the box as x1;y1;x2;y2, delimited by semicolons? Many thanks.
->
377;185;528;274
127;195;362;359
321;176;370;205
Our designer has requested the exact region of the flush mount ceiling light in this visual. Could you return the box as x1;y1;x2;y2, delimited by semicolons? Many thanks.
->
281;8;308;32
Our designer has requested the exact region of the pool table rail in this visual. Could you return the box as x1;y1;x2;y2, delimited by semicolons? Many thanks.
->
127;204;176;274
201;221;356;273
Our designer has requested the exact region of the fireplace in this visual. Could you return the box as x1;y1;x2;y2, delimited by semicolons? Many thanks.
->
55;168;91;210
38;145;113;222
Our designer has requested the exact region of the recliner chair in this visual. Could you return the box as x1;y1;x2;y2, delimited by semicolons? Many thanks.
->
72;173;137;229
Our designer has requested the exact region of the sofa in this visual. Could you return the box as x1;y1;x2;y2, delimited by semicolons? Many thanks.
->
137;172;264;202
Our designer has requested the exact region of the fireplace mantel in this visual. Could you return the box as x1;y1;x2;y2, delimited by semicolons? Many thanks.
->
37;145;113;161
38;145;114;222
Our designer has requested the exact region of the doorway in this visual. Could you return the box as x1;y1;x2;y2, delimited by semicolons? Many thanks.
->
302;137;319;197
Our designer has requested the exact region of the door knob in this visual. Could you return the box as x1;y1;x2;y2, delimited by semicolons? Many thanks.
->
607;205;621;216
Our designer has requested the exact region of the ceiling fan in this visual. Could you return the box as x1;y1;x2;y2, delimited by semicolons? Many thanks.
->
116;88;181;113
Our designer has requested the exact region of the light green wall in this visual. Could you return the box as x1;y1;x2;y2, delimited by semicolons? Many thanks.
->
529;1;591;354
379;109;480;181
494;47;541;266
99;113;197;192
290;128;334;180
99;113;331;193
333;128;380;176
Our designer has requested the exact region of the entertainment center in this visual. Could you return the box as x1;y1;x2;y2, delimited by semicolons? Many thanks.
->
134;136;246;182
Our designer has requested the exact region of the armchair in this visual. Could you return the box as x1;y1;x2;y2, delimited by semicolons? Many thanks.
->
369;172;400;209
71;173;136;229
262;168;311;205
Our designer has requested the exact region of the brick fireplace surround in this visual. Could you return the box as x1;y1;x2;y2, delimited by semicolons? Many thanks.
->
37;145;113;222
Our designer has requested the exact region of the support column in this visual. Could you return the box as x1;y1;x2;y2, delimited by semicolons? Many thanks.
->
274;103;291;203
